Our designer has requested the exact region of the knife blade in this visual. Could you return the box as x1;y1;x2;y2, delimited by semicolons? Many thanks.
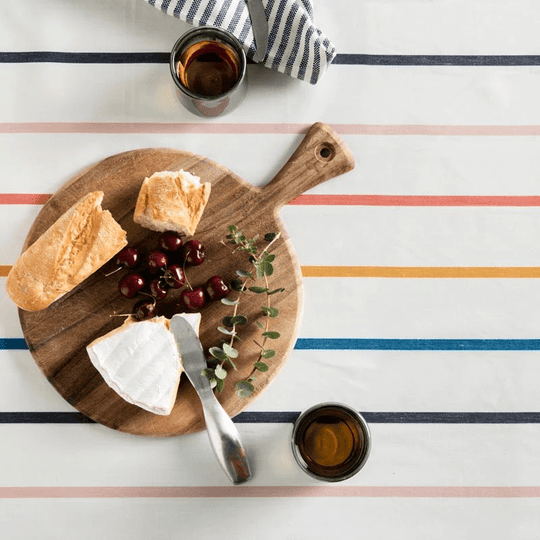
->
246;0;269;63
170;314;252;485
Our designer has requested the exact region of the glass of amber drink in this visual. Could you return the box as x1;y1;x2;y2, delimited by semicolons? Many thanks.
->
170;26;247;118
292;403;371;482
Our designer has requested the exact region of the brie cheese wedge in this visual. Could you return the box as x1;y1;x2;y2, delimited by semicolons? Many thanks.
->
86;313;201;415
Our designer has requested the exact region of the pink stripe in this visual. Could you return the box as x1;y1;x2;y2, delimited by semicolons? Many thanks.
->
290;195;540;206
3;122;540;136
5;193;540;207
1;486;539;499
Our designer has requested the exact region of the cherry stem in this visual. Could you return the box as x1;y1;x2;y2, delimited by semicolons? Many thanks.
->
183;260;193;291
104;266;123;277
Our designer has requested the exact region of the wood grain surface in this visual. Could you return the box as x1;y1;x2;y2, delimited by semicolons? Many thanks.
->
18;123;355;436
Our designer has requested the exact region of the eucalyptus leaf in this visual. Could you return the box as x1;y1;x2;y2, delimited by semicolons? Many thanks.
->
215;365;227;380
236;269;253;279
228;225;238;232
221;298;238;306
262;261;274;276
218;326;235;336
209;378;217;389
249;286;268;294
226;356;238;370
222;316;234;327
230;278;244;291
262;331;280;339
230;315;248;325
209;346;229;361
223;343;239;358
254;361;269;372
215;377;225;393
264;232;277;242
267;288;285;295
201;368;214;378
256;321;265;330
262;306;279;318
264;253;275;263
235;381;255;399
262;349;276;359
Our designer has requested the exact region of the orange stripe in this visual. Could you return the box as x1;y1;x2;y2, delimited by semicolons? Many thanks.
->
301;267;540;278
1;266;540;278
0;486;538;498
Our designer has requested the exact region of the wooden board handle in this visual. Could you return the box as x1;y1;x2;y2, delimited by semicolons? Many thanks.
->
260;122;355;209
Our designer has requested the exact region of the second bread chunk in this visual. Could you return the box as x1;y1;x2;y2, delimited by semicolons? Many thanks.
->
133;170;211;236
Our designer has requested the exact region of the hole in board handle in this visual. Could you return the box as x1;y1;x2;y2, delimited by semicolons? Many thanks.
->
315;143;335;163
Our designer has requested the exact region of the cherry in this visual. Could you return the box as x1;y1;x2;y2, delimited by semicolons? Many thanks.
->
159;231;183;252
118;272;146;299
115;246;140;269
180;287;206;310
147;250;168;274
183;240;205;266
133;299;157;321
164;264;186;289
205;275;230;301
149;278;169;300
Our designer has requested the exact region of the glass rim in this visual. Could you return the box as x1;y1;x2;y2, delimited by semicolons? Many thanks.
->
169;26;247;102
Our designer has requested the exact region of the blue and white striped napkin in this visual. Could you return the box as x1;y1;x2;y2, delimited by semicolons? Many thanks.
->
145;0;336;84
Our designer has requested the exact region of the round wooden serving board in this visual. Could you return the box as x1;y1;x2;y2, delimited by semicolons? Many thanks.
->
19;123;355;436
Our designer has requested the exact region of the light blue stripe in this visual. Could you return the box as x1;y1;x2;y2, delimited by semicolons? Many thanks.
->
4;338;540;351
294;339;540;351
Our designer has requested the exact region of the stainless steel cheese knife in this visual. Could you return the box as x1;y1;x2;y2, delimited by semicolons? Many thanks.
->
246;0;269;63
170;314;252;485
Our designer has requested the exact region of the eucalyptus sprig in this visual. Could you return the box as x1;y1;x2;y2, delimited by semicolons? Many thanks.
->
203;225;285;398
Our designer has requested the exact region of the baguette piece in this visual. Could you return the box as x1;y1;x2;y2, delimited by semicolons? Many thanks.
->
6;191;127;311
133;170;211;236
86;313;201;415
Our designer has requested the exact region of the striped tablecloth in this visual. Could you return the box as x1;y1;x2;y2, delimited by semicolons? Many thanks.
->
2;0;540;537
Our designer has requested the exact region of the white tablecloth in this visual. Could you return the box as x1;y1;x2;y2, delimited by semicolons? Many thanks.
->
2;0;540;538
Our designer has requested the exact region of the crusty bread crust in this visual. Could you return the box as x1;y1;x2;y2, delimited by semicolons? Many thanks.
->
133;170;211;236
6;191;127;311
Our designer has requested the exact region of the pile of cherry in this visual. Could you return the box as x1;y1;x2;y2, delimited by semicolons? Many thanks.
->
113;231;230;320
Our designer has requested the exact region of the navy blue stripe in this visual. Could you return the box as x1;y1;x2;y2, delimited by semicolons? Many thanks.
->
333;54;540;66
4;52;540;66
1;411;539;424
5;338;540;351
199;0;217;26
0;52;171;63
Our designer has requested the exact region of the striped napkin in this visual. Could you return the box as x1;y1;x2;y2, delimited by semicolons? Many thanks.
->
145;0;336;84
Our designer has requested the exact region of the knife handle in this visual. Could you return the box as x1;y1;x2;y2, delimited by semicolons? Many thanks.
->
201;394;252;485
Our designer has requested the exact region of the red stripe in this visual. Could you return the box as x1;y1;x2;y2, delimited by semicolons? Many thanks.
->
4;193;540;207
0;194;51;204
0;486;538;498
289;195;540;206
3;122;540;135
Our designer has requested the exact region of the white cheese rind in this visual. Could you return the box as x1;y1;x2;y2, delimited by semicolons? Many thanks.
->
86;314;201;415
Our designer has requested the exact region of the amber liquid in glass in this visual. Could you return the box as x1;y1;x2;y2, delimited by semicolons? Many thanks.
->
295;407;364;478
177;40;241;97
